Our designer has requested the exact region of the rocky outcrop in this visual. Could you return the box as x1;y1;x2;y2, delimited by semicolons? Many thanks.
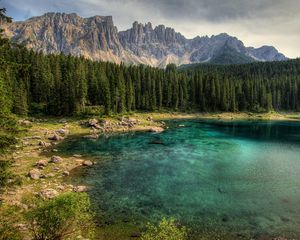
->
3;12;288;67
4;12;123;62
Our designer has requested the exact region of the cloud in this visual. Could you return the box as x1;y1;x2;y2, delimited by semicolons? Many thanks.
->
1;0;300;58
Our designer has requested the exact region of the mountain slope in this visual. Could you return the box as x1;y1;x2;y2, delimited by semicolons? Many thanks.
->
2;12;288;67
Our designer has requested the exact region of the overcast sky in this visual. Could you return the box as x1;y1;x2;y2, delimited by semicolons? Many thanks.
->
2;0;300;58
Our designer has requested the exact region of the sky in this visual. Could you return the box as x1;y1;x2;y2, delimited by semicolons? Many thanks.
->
1;0;300;58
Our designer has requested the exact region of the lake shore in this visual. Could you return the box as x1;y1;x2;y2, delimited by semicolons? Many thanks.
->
1;111;300;206
1;111;299;240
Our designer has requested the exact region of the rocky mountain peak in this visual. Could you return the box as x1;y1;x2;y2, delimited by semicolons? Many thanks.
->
3;12;288;67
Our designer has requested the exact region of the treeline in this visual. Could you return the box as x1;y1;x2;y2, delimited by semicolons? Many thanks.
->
1;34;300;116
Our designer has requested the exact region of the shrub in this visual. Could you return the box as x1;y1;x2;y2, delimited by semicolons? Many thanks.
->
141;218;188;240
0;205;22;240
26;192;94;240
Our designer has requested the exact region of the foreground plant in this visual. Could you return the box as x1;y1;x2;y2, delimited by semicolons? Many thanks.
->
0;205;22;240
26;192;94;240
141;218;188;240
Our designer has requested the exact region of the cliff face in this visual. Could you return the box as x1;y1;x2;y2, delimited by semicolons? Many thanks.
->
4;12;123;62
3;12;288;67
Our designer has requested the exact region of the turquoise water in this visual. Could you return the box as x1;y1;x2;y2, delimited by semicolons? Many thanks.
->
60;120;300;239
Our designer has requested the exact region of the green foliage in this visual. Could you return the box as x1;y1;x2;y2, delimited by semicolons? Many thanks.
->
81;105;105;117
210;46;255;65
0;205;22;240
26;192;94;240
0;8;13;23
0;114;19;153
0;160;12;192
141;218;188;240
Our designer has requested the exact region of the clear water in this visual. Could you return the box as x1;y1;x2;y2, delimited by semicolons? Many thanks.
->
60;120;300;239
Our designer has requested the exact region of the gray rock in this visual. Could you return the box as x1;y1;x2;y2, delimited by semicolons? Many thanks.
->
28;169;42;180
82;160;93;166
48;134;64;141
49;156;63;163
36;159;48;167
62;171;70;176
73;185;88;192
57;128;69;136
45;173;55;178
39;189;58;199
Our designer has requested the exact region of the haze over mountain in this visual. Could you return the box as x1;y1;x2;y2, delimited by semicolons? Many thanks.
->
3;12;288;67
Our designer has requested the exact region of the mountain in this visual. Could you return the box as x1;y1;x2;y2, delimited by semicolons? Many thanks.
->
2;12;288;67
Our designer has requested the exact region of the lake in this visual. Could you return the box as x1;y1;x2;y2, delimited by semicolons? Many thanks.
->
60;120;300;239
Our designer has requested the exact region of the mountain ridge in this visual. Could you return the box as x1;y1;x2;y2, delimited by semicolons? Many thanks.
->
2;12;288;67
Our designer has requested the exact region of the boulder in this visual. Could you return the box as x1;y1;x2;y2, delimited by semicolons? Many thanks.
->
62;171;70;176
57;185;65;191
49;155;63;163
88;118;99;127
48;134;64;141
100;119;110;126
36;159;48;167
18;119;32;126
39;189;58;199
45;173;55;178
28;169;42;180
57;128;69;136
83;160;93;166
73;185;88;192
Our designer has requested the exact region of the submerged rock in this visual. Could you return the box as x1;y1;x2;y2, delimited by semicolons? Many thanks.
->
149;127;164;133
83;134;99;139
82;160;93;166
149;139;165;145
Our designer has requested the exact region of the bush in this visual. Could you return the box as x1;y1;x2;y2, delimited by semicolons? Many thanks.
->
26;192;94;240
141;218;188;240
0;205;22;240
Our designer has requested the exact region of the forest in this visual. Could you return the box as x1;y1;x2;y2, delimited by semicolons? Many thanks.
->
1;36;300;118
